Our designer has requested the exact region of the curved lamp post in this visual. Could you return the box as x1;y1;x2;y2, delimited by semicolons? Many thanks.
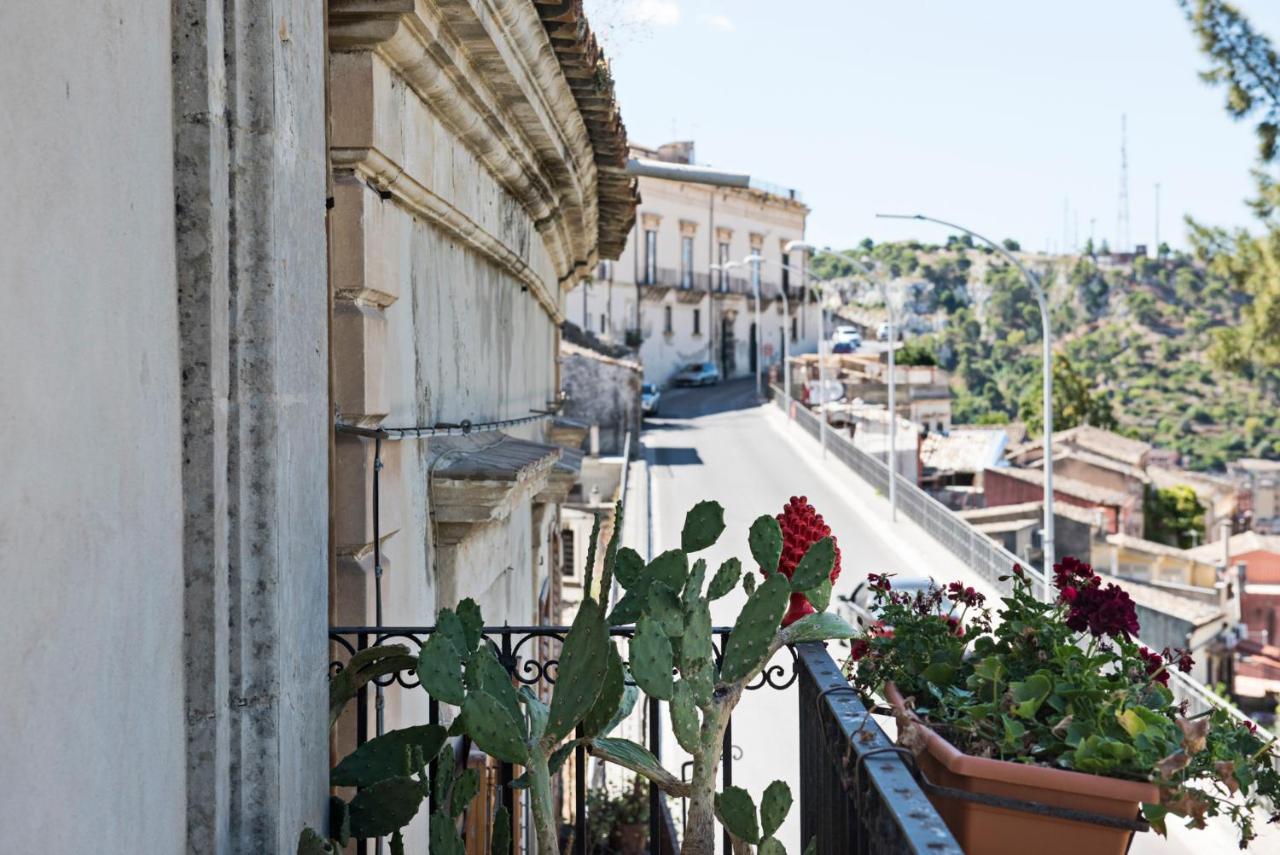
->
740;255;796;417
786;242;900;521
769;251;835;457
877;213;1054;598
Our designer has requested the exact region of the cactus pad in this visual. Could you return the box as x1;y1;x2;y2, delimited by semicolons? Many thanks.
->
681;500;726;552
805;578;833;613
647;549;690;593
759;838;785;855
742;572;757;596
648;582;685;638
783;611;857;644
347;775;426;839
681;598;713;671
719;573;789;684
715;785;760;844
296;828;338;855
683;558;707;607
428;808;465;855
614;547;645;590
330;724;447;788
449;767;480;818
670;679;702;753
749;515;783;575
456;598;484;653
706;557;742;601
589;737;687;793
789;537;835;592
519;686;549;742
467;645;520;721
490;805;512;855
606;590;645;625
581;643;625;738
417;631;466;706
544;599;609;745
462;691;529;764
759;780;792;838
629;615;674;700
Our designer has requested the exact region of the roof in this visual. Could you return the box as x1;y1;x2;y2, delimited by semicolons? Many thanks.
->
430;434;562;482
1105;532;1209;562
920;429;1008;474
1230;458;1280;473
1187;530;1280;562
974;519;1039;535
1147;465;1237;499
559;340;641;371
985;465;1131;507
1054;448;1149;483
957;500;1101;527
1108;575;1225;626
1009;425;1151;467
535;0;639;260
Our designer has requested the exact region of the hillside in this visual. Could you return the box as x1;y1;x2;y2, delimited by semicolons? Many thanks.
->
814;239;1280;471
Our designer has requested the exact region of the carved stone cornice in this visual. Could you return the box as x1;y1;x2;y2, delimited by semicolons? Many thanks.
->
329;0;606;290
428;434;563;545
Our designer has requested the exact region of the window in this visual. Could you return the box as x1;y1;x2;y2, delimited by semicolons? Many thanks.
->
664;305;673;334
681;236;694;288
693;308;701;336
750;252;761;295
791;316;798;342
600;313;607;334
596;260;612;281
562;529;576;577
781;251;791;293
717;242;730;291
644;229;658;284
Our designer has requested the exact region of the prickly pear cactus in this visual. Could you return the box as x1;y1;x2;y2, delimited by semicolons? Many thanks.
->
591;499;855;855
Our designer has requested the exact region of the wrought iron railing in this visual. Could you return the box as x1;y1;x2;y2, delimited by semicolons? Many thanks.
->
329;625;958;854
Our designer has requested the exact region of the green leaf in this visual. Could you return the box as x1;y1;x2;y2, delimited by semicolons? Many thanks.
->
330;724;447;787
1010;674;1052;719
805;578;833;613
707;557;743;600
759;780;792;839
417;631;465;706
456;598;484;653
614;547;645;590
648;549;691;593
790;537;835;592
783;611;856;644
462;691;529;764
682;500;726;552
749;515;783;575
720;574;790;683
544;599;610;744
716;786;760;844
490;805;512;855
921;662;957;688
1142;802;1168;837
347;776;426;838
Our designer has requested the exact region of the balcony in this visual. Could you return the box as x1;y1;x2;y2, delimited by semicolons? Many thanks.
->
329;625;960;854
637;267;792;302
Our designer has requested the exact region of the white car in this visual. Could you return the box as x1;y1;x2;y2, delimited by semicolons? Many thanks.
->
832;325;861;346
876;322;897;342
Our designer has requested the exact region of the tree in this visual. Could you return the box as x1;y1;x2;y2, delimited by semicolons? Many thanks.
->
1002;238;1022;252
1018;353;1117;434
896;338;938;366
1144;485;1206;549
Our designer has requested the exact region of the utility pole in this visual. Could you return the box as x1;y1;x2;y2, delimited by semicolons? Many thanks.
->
1117;114;1131;254
1154;182;1162;252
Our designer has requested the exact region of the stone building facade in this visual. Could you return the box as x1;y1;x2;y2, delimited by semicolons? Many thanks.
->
1;2;634;853
569;142;819;386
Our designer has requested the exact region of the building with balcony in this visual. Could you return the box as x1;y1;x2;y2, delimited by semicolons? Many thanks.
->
568;141;820;386
1230;457;1280;534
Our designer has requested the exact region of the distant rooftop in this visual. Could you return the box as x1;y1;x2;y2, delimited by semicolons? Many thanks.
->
628;141;804;203
1009;424;1152;468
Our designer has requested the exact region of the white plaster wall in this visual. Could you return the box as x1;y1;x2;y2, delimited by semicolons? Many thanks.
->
0;3;185;852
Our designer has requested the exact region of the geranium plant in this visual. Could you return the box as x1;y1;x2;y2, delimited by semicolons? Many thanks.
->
847;558;1280;847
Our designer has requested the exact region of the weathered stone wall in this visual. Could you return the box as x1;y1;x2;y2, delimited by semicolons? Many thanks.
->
0;5;186;852
560;345;643;456
2;2;330;853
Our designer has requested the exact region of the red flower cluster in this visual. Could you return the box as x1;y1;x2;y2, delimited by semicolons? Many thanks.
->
1165;646;1195;674
772;496;842;626
1140;646;1170;686
945;581;985;608
1053;557;1140;641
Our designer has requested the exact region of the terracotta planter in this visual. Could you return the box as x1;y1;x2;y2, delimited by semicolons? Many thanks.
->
884;683;1159;855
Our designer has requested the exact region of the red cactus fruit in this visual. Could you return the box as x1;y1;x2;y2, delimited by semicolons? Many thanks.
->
767;495;842;626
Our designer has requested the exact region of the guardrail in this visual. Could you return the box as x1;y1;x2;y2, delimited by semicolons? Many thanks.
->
772;389;1261;729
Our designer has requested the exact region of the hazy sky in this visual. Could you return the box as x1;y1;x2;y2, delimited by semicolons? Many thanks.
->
585;0;1280;252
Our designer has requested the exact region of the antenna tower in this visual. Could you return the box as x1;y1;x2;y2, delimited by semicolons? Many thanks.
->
1117;114;1131;253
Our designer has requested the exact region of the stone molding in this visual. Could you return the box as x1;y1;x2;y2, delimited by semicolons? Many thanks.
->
716;226;734;242
329;0;600;290
332;145;564;322
428;434;563;545
679;218;698;236
641;211;662;230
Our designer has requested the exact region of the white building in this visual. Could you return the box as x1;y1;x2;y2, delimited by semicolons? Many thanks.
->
569;142;819;386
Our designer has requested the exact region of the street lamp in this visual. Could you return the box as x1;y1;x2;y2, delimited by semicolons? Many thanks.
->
878;213;1055;598
740;255;795;417
787;241;899;521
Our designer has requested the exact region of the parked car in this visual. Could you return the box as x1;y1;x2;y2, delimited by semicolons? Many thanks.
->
876;322;897;342
671;362;721;387
832;325;862;347
831;340;856;354
640;383;660;415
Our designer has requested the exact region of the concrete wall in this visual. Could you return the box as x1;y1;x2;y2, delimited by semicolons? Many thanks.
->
560;346;643;455
0;5;186;852
2;2;330;852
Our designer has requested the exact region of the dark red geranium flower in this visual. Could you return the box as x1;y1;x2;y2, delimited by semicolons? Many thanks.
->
1164;647;1195;674
1053;556;1099;594
850;639;871;660
1140;646;1169;686
770;497;842;625
1065;582;1140;641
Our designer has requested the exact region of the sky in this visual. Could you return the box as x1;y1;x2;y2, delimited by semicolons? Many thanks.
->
584;0;1280;252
